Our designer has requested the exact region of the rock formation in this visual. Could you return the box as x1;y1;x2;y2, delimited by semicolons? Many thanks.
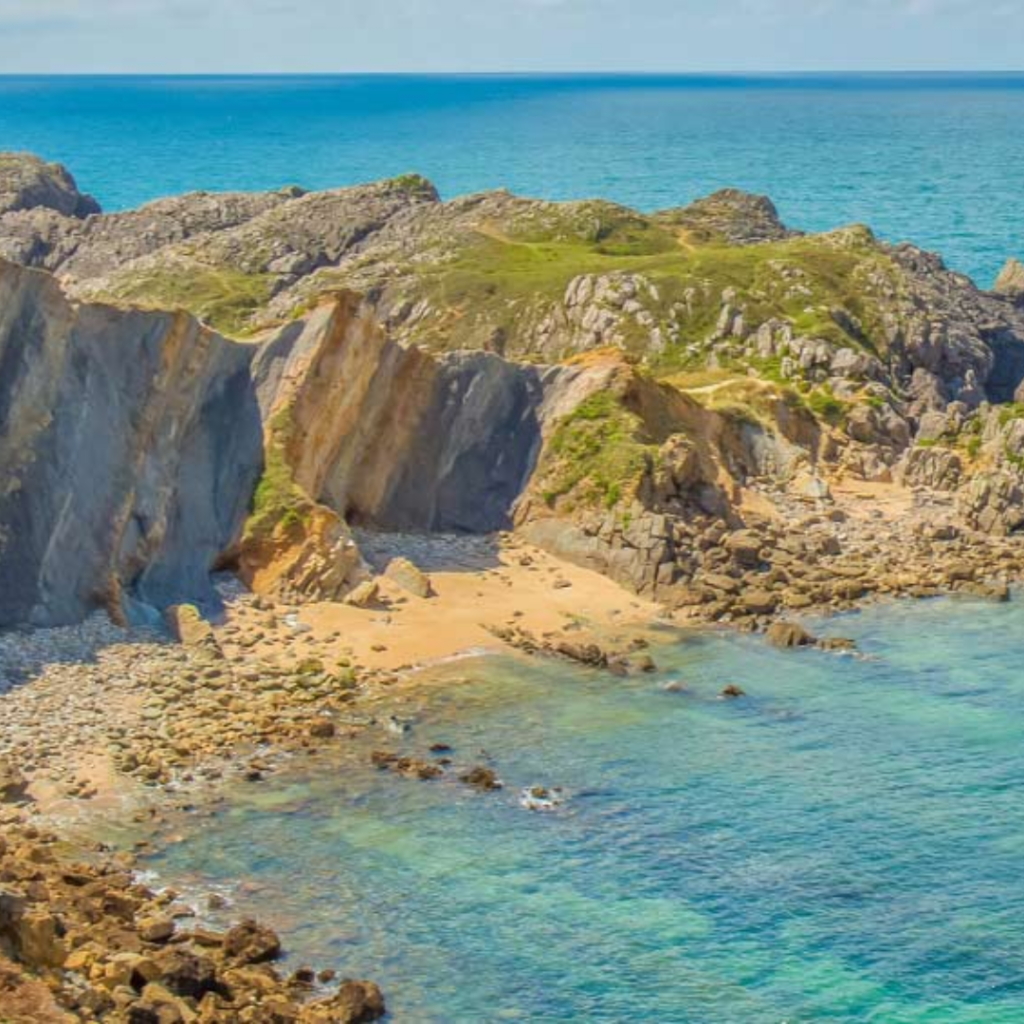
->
0;259;262;628
3;151;1024;627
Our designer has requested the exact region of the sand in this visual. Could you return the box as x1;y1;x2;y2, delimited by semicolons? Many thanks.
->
287;539;663;672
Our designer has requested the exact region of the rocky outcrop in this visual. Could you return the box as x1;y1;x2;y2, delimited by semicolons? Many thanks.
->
0;259;263;627
960;471;1024;535
656;188;798;245
3;155;1024;625
0;153;99;219
895;446;964;491
995;257;1024;303
249;293;556;534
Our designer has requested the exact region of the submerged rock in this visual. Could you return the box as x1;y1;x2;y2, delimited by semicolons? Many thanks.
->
520;786;567;811
460;766;503;791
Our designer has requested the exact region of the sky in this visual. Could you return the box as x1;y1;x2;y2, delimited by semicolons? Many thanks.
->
0;0;1023;74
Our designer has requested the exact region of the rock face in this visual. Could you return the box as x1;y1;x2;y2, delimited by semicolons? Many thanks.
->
0;153;99;219
0;260;263;627
995;257;1024;302
251;294;552;535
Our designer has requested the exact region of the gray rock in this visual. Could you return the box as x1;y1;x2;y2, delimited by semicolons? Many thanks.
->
0;260;263;627
0;152;99;218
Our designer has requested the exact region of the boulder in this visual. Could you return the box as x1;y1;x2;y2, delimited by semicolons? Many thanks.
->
459;767;503;791
151;949;222;1000
383;558;433;599
222;919;281;965
164;605;216;649
725;530;764;568
137;916;175;944
299;980;386;1023
765;621;815;648
739;589;778;615
343;580;381;608
791;471;831;502
0;759;28;803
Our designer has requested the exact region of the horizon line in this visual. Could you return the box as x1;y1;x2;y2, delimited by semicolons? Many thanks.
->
4;69;1024;79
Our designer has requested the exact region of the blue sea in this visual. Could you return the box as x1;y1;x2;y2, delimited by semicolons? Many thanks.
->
1;74;1024;286
151;596;1024;1023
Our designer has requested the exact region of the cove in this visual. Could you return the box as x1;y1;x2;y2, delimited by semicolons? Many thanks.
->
148;595;1024;1022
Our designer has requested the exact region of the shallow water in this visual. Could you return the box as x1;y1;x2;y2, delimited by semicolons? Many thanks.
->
3;74;1024;285
151;596;1024;1022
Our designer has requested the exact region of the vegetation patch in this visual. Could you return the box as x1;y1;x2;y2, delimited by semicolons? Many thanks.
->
102;263;274;338
804;385;849;426
392;217;899;367
535;391;659;511
243;408;313;542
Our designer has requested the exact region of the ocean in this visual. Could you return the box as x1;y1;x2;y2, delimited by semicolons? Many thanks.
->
1;74;1023;287
151;595;1024;1023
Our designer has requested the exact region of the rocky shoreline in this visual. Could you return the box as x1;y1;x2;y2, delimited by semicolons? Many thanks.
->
1;524;1023;1020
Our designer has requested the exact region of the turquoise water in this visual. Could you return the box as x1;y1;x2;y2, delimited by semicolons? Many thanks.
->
2;74;1024;285
152;595;1024;1023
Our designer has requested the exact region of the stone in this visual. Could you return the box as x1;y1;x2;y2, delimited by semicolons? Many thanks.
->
791;471;831;502
298;980;386;1023
725;531;764;568
383;558;433;599
343;580;381;608
138;916;176;944
0;759;28;803
765;621;815;648
309;717;337;739
459;767;503;791
995;257;1024;302
222;919;282;965
740;589;779;615
152;949;221;1000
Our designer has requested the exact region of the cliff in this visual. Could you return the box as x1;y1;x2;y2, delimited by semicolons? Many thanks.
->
0;259;263;627
3;152;1024;628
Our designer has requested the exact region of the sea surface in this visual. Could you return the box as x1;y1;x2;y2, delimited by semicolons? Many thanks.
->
151;595;1024;1023
1;74;1024;286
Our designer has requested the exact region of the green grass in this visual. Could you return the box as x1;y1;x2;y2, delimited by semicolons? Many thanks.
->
805;386;848;426
388;173;437;197
243;409;312;542
389;222;898;366
535;391;659;511
1004;444;1024;471
102;264;275;338
998;403;1024;427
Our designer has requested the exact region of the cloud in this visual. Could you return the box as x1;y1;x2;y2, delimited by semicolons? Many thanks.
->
1;0;1023;71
